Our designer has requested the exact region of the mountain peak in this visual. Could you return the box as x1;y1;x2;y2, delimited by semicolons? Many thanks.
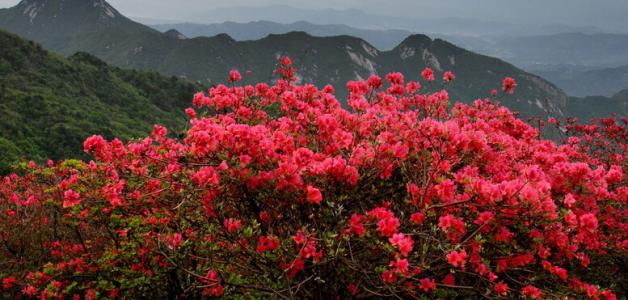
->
90;0;119;18
212;33;235;42
392;34;434;61
398;34;433;48
1;0;151;44
15;0;120;23
164;29;187;40
270;31;312;38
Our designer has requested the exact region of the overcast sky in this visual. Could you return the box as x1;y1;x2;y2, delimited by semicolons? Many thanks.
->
1;0;627;31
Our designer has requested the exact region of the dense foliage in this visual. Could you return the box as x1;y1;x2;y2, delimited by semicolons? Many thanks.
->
0;57;626;299
0;30;203;173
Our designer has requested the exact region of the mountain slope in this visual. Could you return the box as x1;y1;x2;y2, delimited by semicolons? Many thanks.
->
564;88;628;121
378;35;567;114
614;88;628;101
0;0;568;118
0;29;203;173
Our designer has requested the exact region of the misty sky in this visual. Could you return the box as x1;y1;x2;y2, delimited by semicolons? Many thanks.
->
1;0;627;31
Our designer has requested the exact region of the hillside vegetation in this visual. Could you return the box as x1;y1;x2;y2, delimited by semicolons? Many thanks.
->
0;30;203;172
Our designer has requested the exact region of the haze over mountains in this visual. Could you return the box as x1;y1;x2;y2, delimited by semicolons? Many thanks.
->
136;2;628;98
534;65;628;98
135;3;627;36
151;21;411;50
0;0;570;118
446;33;628;97
1;0;625;103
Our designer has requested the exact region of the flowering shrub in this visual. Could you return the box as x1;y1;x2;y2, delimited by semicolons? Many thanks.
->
0;57;626;299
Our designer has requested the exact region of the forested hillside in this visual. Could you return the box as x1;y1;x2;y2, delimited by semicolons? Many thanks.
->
0;30;203;172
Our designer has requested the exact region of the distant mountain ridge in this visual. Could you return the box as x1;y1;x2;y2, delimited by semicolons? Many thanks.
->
565;88;628;121
169;4;620;36
152;20;412;50
441;32;628;97
0;0;572;118
443;33;628;69
533;64;628;97
496;33;628;68
152;21;628;98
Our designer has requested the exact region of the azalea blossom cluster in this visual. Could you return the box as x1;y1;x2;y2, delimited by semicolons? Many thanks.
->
0;57;626;299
